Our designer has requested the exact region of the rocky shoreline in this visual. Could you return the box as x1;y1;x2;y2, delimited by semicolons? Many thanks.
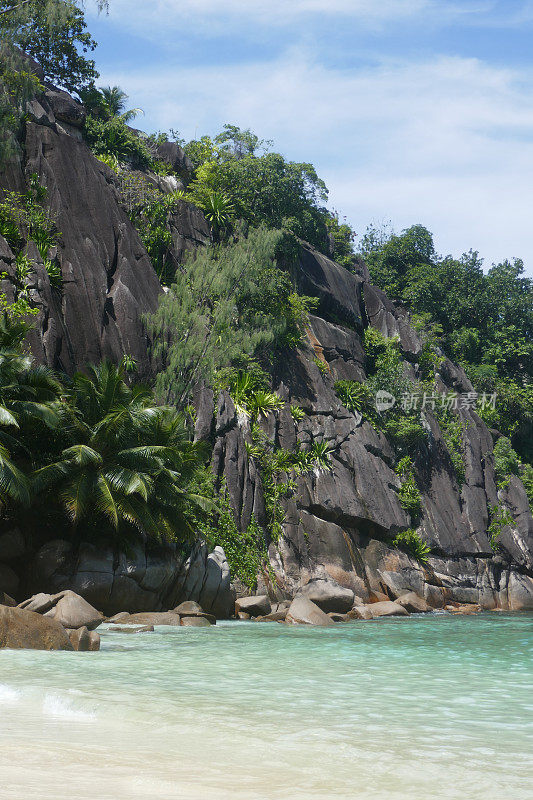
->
1;574;520;654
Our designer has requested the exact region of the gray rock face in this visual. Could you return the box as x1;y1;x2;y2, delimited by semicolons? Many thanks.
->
297;578;355;614
0;563;19;596
21;538;233;618
211;239;532;613
0;605;73;651
0;85;163;378
1;83;531;617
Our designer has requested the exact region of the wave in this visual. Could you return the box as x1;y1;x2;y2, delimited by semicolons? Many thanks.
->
42;693;96;721
0;683;21;704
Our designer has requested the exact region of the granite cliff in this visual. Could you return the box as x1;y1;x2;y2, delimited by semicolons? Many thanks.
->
0;79;532;615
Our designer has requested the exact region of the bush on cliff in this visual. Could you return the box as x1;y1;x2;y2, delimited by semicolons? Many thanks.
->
181;124;356;261
147;225;316;410
360;224;533;466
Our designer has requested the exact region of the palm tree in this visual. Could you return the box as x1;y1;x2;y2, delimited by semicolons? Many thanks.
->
99;86;144;123
31;361;212;545
0;313;63;508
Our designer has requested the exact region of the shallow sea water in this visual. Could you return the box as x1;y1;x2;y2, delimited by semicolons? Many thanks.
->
1;613;532;800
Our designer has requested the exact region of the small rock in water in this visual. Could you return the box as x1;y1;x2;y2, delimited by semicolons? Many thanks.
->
108;625;154;633
67;626;100;651
174;601;203;614
349;606;373;620
327;612;352;622
180;615;212;627
256;610;288;622
367;601;409;618
115;612;181;626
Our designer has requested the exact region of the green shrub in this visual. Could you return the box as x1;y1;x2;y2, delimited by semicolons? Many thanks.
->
84;115;153;169
434;405;466;485
395;456;422;520
290;405;306;421
392;528;431;564
520;463;533;510
383;416;427;452
493;436;520;487
487;505;514;552
334;380;374;418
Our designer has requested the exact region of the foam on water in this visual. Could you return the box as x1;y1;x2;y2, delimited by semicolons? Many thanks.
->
42;692;96;720
0;613;532;800
0;683;21;704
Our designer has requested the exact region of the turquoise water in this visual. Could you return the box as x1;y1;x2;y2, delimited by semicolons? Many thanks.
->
1;613;532;800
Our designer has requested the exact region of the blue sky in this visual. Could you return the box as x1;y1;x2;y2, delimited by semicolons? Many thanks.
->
86;0;533;275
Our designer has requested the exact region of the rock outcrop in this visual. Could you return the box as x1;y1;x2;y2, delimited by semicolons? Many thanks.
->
0;79;531;616
206;245;533;613
0;605;74;651
19;590;103;630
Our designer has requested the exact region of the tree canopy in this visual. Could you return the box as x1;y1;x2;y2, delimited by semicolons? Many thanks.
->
359;224;533;464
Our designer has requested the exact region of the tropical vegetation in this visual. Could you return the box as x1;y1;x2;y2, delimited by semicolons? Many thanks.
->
0;314;211;546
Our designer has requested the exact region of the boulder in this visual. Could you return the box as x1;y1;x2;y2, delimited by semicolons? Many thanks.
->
328;612;352;622
107;612;131;623
174;601;203;614
256;610;288;622
507;572;533;611
67;626;100;651
368;601;409;618
423;584;448;609
395;592;431;614
272;601;291;613
44;591;103;630
180;615;212;627
235;595;271;617
237;611;251;620
1;592;16;607
18;592;56;614
0;606;73;651
116;612;181;626
368;591;390;604
108;625;154;633
181;611;215;625
297;578;355;614
46;88;86;127
285;597;335;626
349;606;373;620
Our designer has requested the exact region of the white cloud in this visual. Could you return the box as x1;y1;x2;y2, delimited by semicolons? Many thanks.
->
101;51;533;272
99;0;432;29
